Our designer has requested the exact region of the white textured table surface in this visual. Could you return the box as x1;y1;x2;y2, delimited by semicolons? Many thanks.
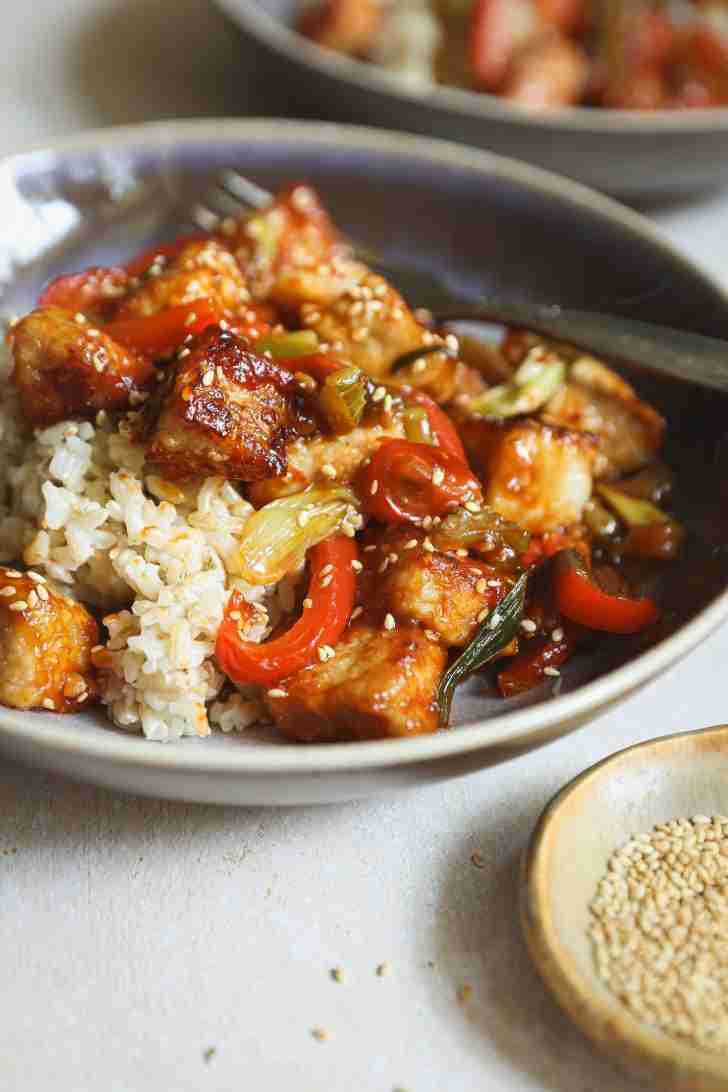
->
2;3;728;1091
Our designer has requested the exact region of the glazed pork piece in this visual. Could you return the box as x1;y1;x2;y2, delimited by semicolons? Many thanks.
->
542;357;665;475
9;306;155;427
267;622;447;742
0;567;98;713
459;417;598;534
144;326;305;481
358;526;505;648
117;239;251;321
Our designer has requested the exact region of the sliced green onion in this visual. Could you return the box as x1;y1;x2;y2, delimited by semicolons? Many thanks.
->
319;365;368;433
467;348;566;419
403;406;434;445
597;483;670;528
583;498;619;540
456;333;514;384
432;506;530;555
256;329;319;360
231;485;358;585
437;571;529;728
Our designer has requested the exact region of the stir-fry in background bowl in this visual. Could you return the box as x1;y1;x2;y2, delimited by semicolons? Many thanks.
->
215;0;728;198
0;118;726;804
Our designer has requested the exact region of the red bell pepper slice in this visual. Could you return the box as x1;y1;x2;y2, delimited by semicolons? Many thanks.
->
104;299;219;358
215;535;358;687
359;439;481;526
497;629;576;697
409;391;468;463
553;549;658;634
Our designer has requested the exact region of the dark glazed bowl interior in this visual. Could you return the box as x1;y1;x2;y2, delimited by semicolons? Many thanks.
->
0;119;727;751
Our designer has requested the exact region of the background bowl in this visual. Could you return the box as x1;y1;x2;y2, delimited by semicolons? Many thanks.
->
215;0;728;199
522;725;728;1091
0;118;727;805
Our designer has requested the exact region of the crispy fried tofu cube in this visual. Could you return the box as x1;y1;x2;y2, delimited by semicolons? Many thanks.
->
118;239;251;320
145;326;302;481
9;306;155;427
267;623;447;742
359;528;503;648
543;357;665;475
460;417;597;534
0;568;99;713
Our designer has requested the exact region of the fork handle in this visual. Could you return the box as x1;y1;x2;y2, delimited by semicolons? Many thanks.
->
438;301;728;395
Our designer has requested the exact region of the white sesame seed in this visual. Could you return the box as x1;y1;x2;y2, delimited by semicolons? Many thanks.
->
350;606;363;620
74;312;87;324
302;598;313;610
404;539;418;550
351;559;363;572
372;386;386;402
202;369;214;386
27;590;38;608
383;613;396;631
36;586;49;601
363;545;377;553
42;698;55;710
184;311;197;326
425;629;440;642
317;644;335;663
456;548;468;558
267;688;288;699
320;574;333;589
0;587;15;597
543;667;561;678
413;358;427;373
378;558;390;574
5;570;21;578
476;578;488;595
27;572;46;583
487;579;500;588
297;512;310;528
488;612;502;630
383;394;393;414
321;463;337;480
465;501;481;514
432;466;445;487
9;601;27;612
521;619;537;634
551;628;565;642
321;563;334;576
423;538;434;553
370;479;379;496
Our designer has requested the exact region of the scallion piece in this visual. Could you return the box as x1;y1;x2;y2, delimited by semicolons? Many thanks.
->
403;406;434;445
256;329;319;360
437;571;529;728
467;348;566;419
319;365;368;433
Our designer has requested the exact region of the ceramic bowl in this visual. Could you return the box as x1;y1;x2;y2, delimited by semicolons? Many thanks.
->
215;0;728;198
522;725;728;1091
0;118;727;805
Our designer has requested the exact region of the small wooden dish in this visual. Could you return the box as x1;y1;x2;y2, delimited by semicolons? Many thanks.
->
522;725;728;1091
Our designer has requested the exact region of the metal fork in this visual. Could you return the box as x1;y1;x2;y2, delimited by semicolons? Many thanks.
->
193;170;728;396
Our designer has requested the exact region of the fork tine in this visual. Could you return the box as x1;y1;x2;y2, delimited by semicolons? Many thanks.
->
190;204;222;232
218;170;272;210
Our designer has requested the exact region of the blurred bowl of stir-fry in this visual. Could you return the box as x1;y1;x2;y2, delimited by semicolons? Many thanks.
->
0;118;727;805
217;0;728;197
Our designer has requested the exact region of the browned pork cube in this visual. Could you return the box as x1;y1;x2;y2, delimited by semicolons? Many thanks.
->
299;0;381;56
145;326;302;481
117;239;251;320
230;183;344;298
9;306;155;427
267;623;447;742
0;567;99;713
359;527;504;648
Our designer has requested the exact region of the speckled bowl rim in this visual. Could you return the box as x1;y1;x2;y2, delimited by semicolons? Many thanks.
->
216;0;728;134
521;725;728;1088
0;117;727;777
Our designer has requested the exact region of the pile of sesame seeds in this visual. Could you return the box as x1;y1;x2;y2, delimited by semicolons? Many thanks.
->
589;815;728;1053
